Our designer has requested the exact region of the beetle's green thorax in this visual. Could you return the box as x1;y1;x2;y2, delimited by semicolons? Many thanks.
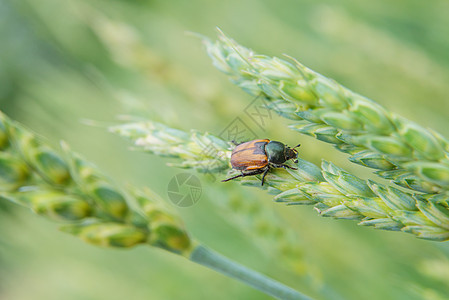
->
265;141;287;164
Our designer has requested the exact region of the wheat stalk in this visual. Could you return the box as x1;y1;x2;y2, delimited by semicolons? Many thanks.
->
111;120;449;241
201;30;449;195
0;111;310;300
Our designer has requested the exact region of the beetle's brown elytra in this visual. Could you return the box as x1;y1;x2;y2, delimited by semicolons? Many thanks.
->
230;139;269;171
222;139;300;186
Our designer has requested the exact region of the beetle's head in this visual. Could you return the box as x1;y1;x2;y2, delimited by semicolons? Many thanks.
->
286;143;300;163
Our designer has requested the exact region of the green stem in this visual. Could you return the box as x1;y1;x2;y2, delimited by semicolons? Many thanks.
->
189;245;312;300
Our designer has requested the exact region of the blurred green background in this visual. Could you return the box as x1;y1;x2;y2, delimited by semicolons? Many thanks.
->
2;0;449;299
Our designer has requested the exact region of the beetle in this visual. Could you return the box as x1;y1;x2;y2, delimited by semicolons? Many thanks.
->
222;139;300;186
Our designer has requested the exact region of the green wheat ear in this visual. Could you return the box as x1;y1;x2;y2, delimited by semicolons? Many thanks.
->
0;111;310;300
0;111;191;253
202;30;449;194
110;120;449;241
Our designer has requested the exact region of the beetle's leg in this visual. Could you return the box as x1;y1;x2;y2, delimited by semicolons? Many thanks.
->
221;173;245;182
271;163;296;170
222;169;264;183
282;164;298;170
261;167;270;186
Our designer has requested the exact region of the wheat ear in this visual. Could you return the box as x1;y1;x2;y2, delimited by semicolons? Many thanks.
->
0;111;310;300
201;31;449;195
111;120;449;241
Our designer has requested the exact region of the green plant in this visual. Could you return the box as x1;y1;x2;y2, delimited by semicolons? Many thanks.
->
110;117;449;241
194;31;449;240
203;31;449;195
0;111;311;300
